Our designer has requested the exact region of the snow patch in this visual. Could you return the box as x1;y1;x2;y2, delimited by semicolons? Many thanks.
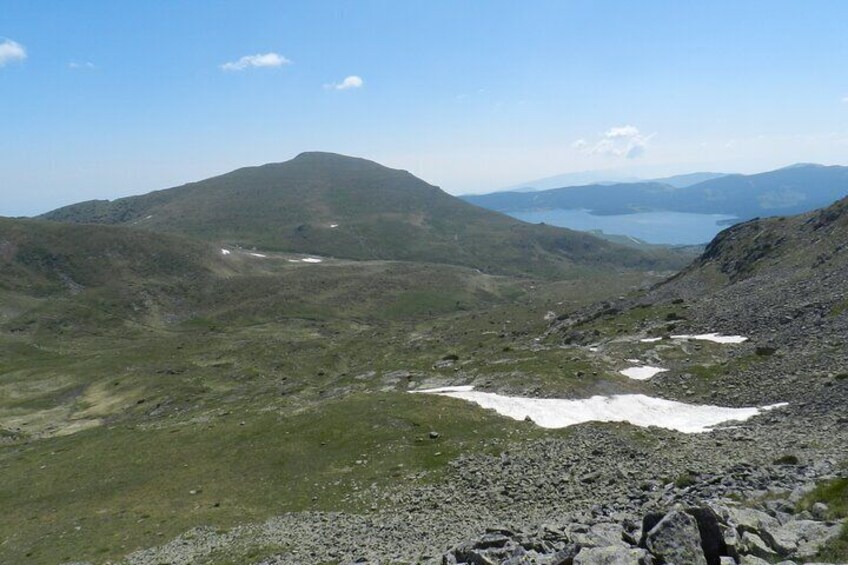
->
671;333;748;344
220;249;231;256
640;337;662;343
330;224;339;228
626;358;641;363
412;387;786;434
413;385;475;394
619;366;668;380
249;253;267;258
301;257;323;263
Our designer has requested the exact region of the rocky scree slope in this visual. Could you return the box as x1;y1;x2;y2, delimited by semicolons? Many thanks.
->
650;193;848;344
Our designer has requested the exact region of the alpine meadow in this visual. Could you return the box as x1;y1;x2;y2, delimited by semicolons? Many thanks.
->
1;2;847;564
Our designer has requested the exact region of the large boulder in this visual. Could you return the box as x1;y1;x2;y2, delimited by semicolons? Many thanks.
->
645;510;708;565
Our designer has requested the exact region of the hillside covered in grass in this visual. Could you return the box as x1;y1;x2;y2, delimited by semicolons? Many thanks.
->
39;152;688;278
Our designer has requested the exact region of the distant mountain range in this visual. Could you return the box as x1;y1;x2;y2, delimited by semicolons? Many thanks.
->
464;164;848;221
497;170;728;192
649;171;729;188
38;152;687;278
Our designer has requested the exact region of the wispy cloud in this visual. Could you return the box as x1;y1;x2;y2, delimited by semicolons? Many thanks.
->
604;125;641;139
325;75;364;90
0;39;26;66
69;61;96;70
221;52;290;71
573;125;654;159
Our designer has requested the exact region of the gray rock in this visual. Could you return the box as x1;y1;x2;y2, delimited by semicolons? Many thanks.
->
738;556;771;565
645;510;707;565
571;522;627;548
739;531;778;561
685;505;728;565
720;523;741;561
726;507;781;538
771;519;842;558
446;548;498;565
811;502;830;520
574;546;651;565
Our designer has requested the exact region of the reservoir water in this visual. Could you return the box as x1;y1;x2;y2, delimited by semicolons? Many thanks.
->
511;209;738;245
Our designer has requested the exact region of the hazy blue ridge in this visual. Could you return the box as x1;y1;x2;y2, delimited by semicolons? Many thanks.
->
464;164;848;220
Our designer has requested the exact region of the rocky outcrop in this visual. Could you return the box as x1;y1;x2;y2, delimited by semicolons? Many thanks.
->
443;501;844;565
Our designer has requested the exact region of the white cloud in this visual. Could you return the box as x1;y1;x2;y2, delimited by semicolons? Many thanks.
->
574;125;654;159
69;61;96;70
221;52;290;71
0;39;26;66
604;125;640;139
842;95;848;103
326;75;364;90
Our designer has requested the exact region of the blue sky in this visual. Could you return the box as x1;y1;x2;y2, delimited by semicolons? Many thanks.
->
2;0;848;216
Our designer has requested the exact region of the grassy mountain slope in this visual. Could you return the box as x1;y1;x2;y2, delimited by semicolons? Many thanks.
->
0;216;556;339
0;217;234;335
39;152;686;277
0;213;670;563
464;164;848;220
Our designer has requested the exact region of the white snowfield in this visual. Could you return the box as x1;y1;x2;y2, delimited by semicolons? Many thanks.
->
287;257;324;264
619;366;668;380
412;386;787;434
671;333;748;344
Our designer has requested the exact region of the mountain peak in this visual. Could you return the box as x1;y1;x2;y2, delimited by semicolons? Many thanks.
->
779;162;825;170
290;151;378;166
